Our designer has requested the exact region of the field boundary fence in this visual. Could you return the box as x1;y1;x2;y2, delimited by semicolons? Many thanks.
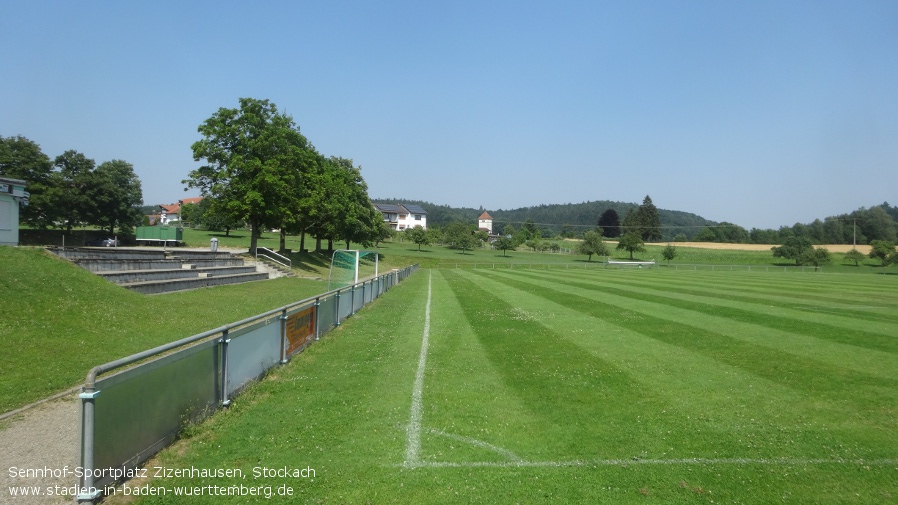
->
76;264;419;502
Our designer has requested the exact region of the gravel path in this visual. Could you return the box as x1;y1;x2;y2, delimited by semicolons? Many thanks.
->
0;394;79;505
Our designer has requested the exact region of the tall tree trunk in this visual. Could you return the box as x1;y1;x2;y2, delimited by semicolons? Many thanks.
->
249;222;260;254
279;228;287;252
299;231;306;252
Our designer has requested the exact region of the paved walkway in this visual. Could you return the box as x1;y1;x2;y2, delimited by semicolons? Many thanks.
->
0;395;79;505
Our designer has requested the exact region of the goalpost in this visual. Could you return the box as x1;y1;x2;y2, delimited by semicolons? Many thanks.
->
328;249;379;291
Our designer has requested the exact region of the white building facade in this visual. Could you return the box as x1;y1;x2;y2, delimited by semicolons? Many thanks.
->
374;203;428;231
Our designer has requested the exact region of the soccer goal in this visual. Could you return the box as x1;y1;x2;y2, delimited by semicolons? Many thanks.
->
328;249;379;291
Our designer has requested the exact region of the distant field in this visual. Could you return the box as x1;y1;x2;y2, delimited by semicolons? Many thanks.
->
116;267;898;504
651;241;874;254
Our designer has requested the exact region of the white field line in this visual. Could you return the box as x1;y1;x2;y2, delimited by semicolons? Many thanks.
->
408;457;898;469
400;270;898;471
428;428;523;463
404;270;432;468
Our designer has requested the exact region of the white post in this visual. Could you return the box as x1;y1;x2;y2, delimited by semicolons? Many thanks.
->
354;250;360;285
375;253;379;278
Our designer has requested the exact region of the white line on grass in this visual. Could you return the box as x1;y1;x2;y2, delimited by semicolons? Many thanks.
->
408;457;898;469
428;428;523;463
404;270;432;468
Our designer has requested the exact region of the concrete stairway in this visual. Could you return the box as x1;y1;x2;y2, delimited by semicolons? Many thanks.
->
48;247;270;294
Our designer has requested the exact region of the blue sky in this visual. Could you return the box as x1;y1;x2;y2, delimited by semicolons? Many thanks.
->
2;0;896;230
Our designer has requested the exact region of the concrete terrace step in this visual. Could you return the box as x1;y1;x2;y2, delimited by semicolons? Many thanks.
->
48;246;271;294
120;272;270;294
97;266;259;284
74;258;185;272
49;246;167;261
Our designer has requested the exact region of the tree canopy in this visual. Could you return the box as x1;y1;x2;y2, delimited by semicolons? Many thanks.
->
623;195;662;242
0;136;144;233
771;237;814;265
577;230;609;261
187;98;314;253
616;231;646;260
597;208;621;238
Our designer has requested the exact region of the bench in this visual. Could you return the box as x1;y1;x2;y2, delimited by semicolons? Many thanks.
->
605;258;655;269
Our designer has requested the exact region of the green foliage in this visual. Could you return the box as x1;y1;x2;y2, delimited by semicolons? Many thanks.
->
577;230;608;261
842;248;866;266
443;221;478;252
616;231;646;260
622;195;662;242
377;198;715;241
696;222;750;243
0;135;55;227
868;240;897;266
771;236;814;265
597;208;622;238
187;98;315;253
799;247;831;270
662;243;678;265
406;225;431;251
89;159;144;234
493;236;516;256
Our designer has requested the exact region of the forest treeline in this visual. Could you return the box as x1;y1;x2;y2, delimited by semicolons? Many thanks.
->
375;199;714;241
376;198;898;245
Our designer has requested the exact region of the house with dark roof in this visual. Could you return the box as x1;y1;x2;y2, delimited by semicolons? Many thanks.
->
373;203;427;230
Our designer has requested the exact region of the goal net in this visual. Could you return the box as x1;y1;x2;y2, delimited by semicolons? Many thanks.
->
327;250;379;291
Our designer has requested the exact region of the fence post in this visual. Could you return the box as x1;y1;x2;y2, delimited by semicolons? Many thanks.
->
314;297;321;341
279;309;288;364
77;389;102;503
335;290;342;326
221;330;231;407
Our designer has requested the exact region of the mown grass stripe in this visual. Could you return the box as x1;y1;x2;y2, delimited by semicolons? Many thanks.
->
442;270;693;459
598;271;898;326
515;269;898;354
448;270;851;460
468;269;898;439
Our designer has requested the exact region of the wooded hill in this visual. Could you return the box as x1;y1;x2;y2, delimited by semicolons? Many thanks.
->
373;198;716;241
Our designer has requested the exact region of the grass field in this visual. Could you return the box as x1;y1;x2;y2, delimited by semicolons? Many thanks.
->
111;267;898;504
0;247;328;413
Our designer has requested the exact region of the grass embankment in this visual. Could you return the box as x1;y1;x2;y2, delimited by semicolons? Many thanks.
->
113;267;897;504
0;247;327;413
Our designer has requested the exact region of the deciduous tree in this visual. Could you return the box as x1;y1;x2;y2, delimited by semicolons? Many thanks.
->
444;221;478;252
868;240;896;266
662;244;678;265
89;160;143;234
842;248;865;266
577;230;608;261
0;136;55;227
771;237;814;265
187;98;311;254
51;150;96;233
616;231;646;260
406;225;430;251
